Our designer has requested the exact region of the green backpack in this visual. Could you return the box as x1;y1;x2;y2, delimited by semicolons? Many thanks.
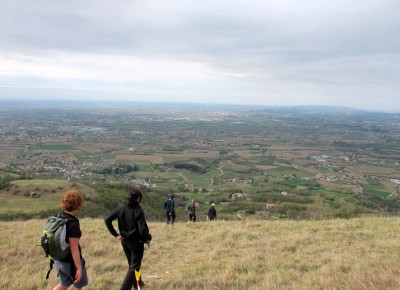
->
41;213;73;279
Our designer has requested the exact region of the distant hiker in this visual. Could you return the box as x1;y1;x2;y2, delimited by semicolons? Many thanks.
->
187;199;197;222
53;190;88;290
104;187;152;290
207;203;217;221
164;194;176;225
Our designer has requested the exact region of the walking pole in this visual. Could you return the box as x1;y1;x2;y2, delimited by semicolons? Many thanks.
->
135;270;141;290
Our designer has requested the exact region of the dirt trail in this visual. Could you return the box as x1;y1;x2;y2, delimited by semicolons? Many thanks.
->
210;166;224;185
178;173;187;181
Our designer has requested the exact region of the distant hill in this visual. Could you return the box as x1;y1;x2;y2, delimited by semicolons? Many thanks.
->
1;99;397;113
256;105;365;114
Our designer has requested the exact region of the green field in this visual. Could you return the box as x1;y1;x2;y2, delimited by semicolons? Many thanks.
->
29;144;75;150
366;188;391;198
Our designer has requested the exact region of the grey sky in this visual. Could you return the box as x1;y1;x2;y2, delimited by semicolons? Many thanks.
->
0;0;399;111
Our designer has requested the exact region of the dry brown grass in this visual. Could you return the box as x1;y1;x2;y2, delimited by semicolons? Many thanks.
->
347;165;397;176
1;217;400;289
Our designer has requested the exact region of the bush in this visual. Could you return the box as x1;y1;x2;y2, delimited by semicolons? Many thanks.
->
278;202;308;216
0;180;10;190
245;208;256;215
173;163;206;174
330;204;363;219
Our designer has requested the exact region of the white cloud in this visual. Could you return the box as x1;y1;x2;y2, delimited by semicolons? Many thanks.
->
0;0;399;110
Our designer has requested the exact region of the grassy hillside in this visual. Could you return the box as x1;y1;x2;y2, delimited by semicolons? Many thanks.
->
1;217;400;289
0;180;98;218
2;176;396;222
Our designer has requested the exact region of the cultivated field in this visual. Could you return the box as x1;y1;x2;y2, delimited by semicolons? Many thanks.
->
0;144;25;168
1;217;400;289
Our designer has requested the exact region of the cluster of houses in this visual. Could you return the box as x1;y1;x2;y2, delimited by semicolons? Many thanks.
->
11;153;91;180
0;130;74;144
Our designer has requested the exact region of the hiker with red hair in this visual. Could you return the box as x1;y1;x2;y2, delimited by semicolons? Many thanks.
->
53;190;88;290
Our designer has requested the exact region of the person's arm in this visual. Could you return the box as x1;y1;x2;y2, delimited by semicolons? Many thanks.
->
69;237;82;283
104;208;120;237
137;209;152;242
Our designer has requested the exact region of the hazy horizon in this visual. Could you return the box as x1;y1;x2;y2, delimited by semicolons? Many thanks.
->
1;98;399;113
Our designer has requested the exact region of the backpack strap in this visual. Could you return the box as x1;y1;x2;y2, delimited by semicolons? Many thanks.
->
46;259;54;279
59;212;78;225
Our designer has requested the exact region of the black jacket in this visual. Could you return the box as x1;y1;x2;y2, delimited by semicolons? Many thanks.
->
187;203;196;215
104;202;152;243
208;207;217;219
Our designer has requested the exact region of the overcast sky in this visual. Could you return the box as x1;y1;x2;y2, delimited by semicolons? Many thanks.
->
0;0;399;111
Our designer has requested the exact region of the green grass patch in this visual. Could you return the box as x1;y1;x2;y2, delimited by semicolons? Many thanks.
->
315;165;332;174
270;166;297;173
74;152;103;163
256;159;275;165
29;144;75;150
342;196;360;204
364;180;390;198
366;189;391;198
277;178;313;187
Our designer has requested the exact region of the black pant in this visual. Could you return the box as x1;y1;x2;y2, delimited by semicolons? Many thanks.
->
166;211;176;224
120;240;144;290
189;213;196;222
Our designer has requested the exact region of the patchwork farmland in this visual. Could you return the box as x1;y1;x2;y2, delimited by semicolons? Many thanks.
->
0;101;399;220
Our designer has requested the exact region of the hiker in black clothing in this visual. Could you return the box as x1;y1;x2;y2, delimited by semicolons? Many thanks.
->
187;199;197;222
54;190;88;290
105;188;152;290
208;203;217;221
164;194;176;224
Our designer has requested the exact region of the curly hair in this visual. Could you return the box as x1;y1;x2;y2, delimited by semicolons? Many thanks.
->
61;190;83;212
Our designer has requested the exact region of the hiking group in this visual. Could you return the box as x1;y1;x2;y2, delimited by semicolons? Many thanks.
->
183;198;217;223
43;188;151;290
43;189;217;289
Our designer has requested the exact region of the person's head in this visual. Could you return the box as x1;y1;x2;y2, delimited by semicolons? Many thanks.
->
127;187;142;208
192;199;196;204
61;190;83;213
211;203;215;207
170;194;175;200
